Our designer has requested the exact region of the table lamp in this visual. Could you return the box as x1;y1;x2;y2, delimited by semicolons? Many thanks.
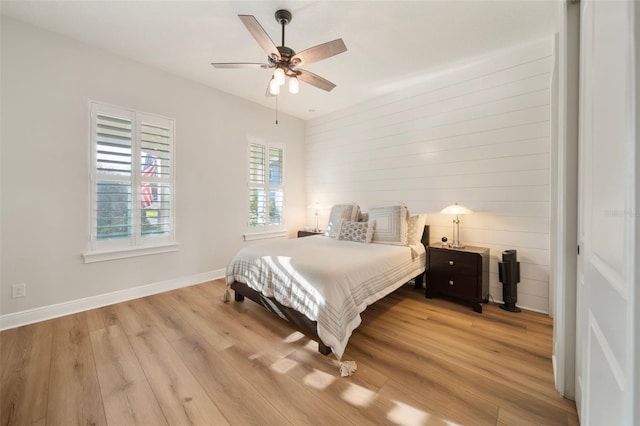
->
309;202;322;232
440;203;473;248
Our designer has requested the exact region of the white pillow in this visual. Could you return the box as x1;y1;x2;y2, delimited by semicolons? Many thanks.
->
326;203;360;238
369;204;409;245
407;214;427;245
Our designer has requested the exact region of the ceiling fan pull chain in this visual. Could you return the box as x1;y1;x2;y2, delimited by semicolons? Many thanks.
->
275;95;279;125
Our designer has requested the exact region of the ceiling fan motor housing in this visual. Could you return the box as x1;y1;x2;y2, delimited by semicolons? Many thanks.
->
275;9;292;25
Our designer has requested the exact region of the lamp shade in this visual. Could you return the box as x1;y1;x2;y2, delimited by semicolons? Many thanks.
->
308;202;322;210
440;203;473;215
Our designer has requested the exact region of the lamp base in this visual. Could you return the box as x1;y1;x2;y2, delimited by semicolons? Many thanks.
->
449;242;465;249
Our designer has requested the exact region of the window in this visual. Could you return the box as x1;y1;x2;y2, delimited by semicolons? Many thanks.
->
85;102;176;262
248;140;284;229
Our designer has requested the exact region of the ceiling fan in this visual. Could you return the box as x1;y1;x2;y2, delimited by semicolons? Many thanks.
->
211;9;347;95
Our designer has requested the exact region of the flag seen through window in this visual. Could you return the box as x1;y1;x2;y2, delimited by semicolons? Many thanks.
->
91;103;174;249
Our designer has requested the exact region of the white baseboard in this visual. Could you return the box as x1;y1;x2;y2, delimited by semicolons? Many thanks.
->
0;269;226;331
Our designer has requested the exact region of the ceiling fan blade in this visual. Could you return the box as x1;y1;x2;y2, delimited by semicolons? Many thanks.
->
291;39;347;66
238;15;280;61
211;63;270;69
296;69;336;92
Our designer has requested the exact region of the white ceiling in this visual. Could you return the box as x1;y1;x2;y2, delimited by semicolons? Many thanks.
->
0;0;560;120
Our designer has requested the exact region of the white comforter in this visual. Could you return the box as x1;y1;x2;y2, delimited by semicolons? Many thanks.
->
225;235;426;359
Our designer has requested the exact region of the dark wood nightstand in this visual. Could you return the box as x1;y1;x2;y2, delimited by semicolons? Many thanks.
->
297;230;324;238
426;245;490;313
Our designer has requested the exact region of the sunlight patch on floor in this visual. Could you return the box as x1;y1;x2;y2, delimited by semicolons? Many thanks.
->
249;352;263;360
303;368;335;390
341;382;376;407
270;357;298;374
284;331;305;343
387;401;432;426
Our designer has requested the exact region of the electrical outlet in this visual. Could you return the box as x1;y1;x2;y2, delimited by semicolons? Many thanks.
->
12;283;26;298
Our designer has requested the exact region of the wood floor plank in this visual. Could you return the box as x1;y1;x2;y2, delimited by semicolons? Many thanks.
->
47;313;107;426
357;290;576;421
171;333;292;425
85;304;121;333
378;377;476;426
90;324;168;426
219;340;354;425
0;327;18;379
182;284;301;359
0;321;52;426
347;325;501;425
159;289;236;351
133;343;230;425
281;346;392;425
118;299;231;425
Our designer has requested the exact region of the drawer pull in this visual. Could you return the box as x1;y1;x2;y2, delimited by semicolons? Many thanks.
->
448;260;454;266
448;280;454;286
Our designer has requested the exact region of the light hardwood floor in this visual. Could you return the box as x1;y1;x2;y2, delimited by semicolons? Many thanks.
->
1;279;578;425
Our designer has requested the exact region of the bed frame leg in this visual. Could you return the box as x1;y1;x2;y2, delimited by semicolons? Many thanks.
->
414;272;425;289
318;341;331;356
234;291;245;302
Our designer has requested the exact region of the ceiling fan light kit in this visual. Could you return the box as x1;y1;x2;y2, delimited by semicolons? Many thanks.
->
269;76;280;95
211;9;347;96
289;75;299;94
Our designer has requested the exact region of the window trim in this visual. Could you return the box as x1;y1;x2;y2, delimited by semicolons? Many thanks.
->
82;242;179;263
84;101;176;262
246;137;285;231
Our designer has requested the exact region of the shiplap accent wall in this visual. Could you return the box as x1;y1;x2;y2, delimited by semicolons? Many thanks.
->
305;40;554;313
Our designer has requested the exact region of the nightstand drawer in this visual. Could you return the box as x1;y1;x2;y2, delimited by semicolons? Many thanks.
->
429;250;477;273
429;271;478;297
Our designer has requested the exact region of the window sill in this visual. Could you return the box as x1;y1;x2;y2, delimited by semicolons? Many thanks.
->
83;242;179;263
243;230;287;241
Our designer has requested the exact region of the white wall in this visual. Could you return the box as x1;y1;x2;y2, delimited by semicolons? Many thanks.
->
305;40;554;313
0;17;306;321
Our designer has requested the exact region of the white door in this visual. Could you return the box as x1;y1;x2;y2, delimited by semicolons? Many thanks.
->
576;0;637;424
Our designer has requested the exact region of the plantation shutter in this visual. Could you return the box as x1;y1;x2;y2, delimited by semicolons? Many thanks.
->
248;141;284;228
268;147;284;225
140;118;172;238
90;102;174;250
95;112;133;241
249;143;267;226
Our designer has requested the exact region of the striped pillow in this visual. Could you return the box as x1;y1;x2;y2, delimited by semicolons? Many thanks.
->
369;205;409;245
326;203;360;238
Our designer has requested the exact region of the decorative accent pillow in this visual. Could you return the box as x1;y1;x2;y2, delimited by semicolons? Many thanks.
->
326;203;360;238
358;212;369;222
407;214;427;245
338;220;375;243
369;204;409;245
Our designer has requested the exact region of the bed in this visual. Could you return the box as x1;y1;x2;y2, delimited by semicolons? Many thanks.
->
225;222;430;359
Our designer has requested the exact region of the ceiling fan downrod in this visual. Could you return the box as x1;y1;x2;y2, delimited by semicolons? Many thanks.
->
275;9;291;47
